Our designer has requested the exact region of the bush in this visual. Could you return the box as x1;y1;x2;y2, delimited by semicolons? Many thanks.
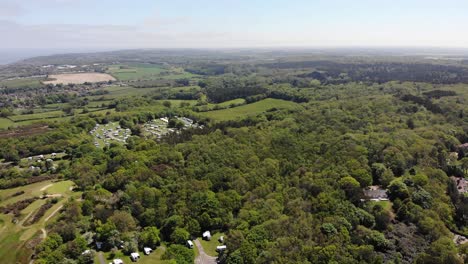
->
162;244;194;264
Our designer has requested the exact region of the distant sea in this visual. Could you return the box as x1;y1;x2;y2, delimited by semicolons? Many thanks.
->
0;48;107;65
0;49;54;65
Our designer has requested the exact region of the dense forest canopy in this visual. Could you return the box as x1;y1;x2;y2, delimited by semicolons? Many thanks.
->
0;50;468;264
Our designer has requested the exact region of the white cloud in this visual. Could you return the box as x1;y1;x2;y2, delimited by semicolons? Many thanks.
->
0;1;24;18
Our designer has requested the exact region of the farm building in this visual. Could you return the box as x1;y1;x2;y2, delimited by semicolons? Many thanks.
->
203;231;212;241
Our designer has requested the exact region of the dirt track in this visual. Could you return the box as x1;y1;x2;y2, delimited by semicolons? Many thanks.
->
194;239;217;264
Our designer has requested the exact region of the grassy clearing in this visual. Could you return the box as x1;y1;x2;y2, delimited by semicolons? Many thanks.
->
200;98;303;121
370;200;392;211
0;180;77;263
203;98;246;111
0;181;54;206
198;233;225;257
0;118;15;129
138;246;171;264
95;245;170;264
108;64;165;81
43;180;74;194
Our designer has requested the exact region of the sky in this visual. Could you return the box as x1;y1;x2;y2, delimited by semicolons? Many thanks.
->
0;0;468;51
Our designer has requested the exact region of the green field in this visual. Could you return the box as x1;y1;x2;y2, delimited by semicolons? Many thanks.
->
87;85;163;101
108;64;166;81
202;98;246;111
0;77;44;89
0;118;15;129
8;110;66;122
200;98;303;121
0;180;78;263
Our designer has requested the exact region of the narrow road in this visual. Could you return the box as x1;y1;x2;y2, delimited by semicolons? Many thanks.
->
194;239;217;264
97;252;106;264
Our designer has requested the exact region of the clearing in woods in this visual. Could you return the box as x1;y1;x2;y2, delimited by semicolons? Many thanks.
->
0;180;79;263
200;98;303;121
43;73;116;85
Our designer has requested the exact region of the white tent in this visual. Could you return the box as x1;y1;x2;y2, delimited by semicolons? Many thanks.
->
187;240;194;248
143;247;152;255
202;231;211;241
130;252;140;261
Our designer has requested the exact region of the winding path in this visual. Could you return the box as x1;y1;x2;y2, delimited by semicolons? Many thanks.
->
194;239;217;264
41;228;46;239
44;205;63;222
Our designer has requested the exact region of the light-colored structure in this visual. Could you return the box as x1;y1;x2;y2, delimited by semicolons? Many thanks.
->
203;231;212;241
130;252;140;262
187;240;194;248
143;247;152;255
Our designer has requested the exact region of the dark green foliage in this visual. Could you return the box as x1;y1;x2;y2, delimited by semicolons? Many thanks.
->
3;55;468;264
162;244;195;264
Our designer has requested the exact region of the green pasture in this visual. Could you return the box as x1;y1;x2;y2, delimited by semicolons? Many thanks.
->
200;98;303;121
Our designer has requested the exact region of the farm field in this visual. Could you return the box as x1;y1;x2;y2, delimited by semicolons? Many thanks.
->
8;110;66;122
0;77;44;89
86;85;163;101
107;64;198;81
1;108;113;129
43;73;116;85
0;180;78;263
107;64;166;81
200;98;303;121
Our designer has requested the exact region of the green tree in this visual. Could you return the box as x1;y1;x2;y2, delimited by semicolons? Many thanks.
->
139;226;161;248
170;227;190;245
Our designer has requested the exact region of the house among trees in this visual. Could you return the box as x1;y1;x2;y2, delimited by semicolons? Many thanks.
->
363;186;389;201
451;176;468;194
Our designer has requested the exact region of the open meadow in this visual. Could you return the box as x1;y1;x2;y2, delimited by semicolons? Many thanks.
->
199;98;304;121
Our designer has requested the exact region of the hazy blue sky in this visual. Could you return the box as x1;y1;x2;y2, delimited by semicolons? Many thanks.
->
0;0;467;50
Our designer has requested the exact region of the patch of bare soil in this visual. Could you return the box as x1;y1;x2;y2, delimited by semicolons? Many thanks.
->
43;73;116;85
